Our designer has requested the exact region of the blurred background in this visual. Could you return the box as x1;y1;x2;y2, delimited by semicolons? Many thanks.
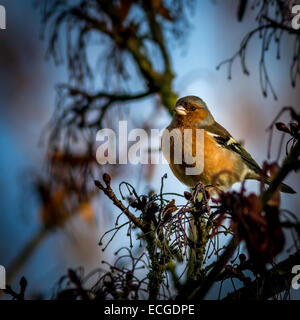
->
0;0;299;299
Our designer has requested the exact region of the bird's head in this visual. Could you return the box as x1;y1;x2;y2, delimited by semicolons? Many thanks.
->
173;96;214;127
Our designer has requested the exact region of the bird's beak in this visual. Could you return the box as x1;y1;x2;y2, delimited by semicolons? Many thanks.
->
175;105;187;116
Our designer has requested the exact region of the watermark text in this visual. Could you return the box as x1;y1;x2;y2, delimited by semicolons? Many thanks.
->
0;265;6;289
95;121;204;176
292;5;300;30
0;5;6;30
292;265;300;290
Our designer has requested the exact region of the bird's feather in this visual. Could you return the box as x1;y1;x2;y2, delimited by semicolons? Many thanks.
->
205;123;296;193
205;122;262;174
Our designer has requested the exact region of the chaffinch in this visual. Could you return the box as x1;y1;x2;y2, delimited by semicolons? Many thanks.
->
162;95;295;193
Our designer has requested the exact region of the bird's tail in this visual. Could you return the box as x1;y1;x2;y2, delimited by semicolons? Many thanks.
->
263;176;296;194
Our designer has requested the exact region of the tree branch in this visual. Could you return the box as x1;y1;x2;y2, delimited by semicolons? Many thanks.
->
6;227;50;284
223;249;300;300
187;237;240;300
62;85;154;102
262;16;300;36
94;178;147;233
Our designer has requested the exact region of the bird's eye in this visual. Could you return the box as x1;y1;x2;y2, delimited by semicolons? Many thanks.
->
191;105;196;111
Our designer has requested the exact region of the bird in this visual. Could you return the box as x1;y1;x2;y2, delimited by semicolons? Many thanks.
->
162;95;295;194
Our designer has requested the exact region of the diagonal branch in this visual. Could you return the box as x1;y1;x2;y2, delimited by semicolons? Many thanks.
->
223;249;300;300
94;178;147;233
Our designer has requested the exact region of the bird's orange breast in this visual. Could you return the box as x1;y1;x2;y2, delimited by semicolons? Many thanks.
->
164;126;246;189
201;131;241;186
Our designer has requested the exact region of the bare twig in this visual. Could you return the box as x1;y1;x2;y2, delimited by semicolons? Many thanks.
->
94;177;147;232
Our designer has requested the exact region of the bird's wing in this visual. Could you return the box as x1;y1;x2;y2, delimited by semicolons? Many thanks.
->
205;122;262;174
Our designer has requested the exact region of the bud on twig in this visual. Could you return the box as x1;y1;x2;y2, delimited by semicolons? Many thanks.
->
94;180;101;188
103;173;111;186
147;202;159;216
184;191;192;200
275;122;290;134
129;198;139;209
20;277;27;293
